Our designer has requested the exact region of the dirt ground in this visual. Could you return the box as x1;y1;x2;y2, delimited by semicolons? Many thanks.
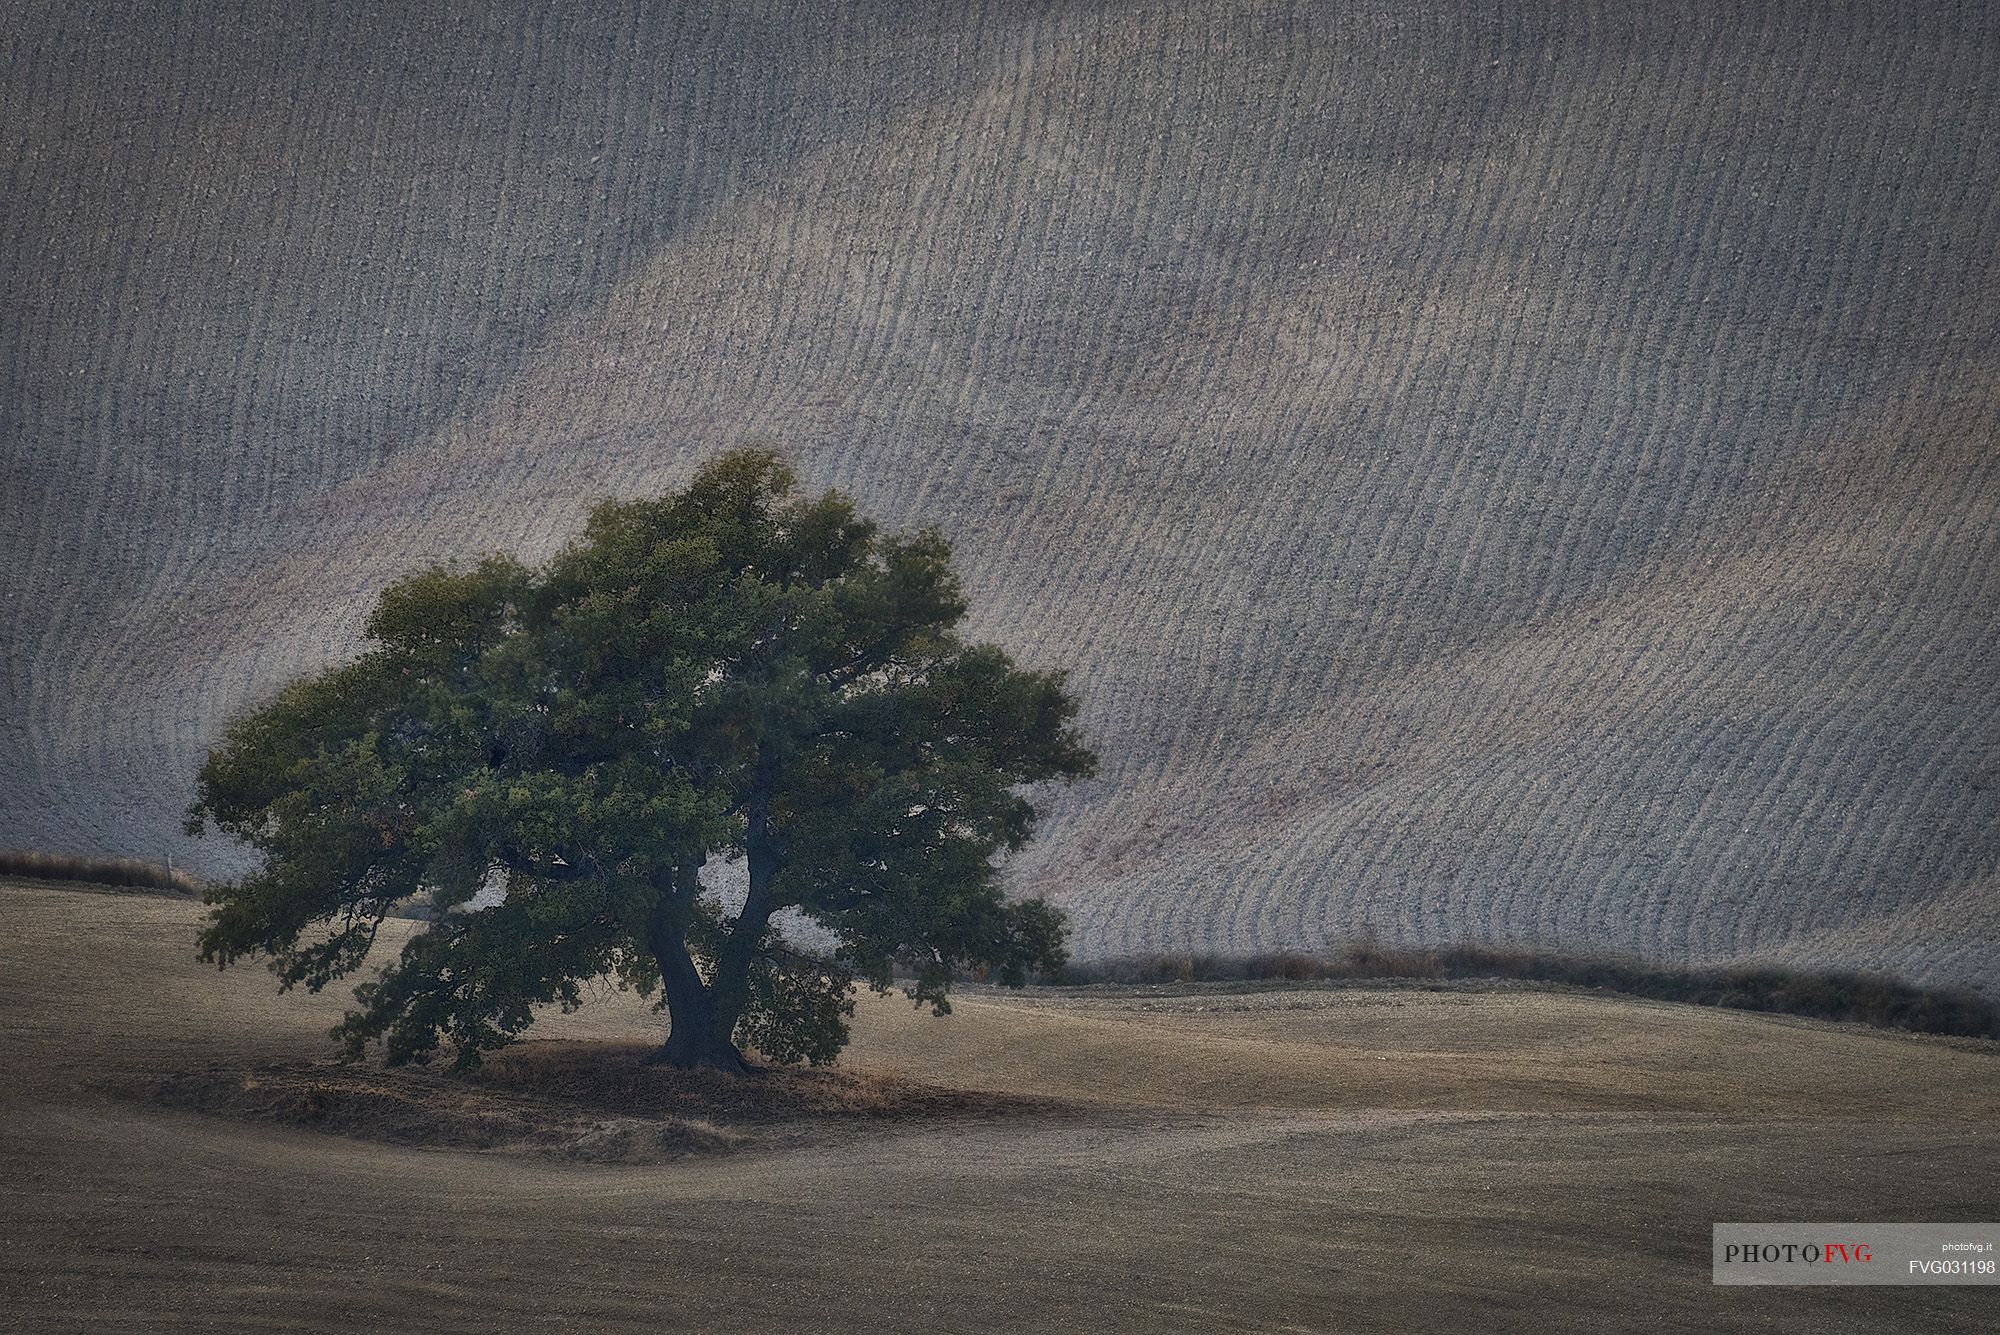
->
3;879;1995;1332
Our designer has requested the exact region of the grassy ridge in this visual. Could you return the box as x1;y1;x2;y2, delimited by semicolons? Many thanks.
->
1055;943;2000;1040
0;850;197;896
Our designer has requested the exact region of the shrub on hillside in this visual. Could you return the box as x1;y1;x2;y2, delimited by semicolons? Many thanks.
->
1053;941;1998;1040
0;848;197;895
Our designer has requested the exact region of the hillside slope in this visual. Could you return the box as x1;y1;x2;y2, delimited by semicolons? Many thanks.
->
3;1;1997;984
4;882;1998;1333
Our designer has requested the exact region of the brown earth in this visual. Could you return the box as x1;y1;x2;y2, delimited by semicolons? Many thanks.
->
5;0;1998;989
4;879;1996;1332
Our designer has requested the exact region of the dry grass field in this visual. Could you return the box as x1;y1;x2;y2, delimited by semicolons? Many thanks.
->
5;879;1997;1332
4;3;1998;988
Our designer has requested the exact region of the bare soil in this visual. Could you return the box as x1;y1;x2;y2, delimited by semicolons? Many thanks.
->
4;880;1996;1332
8;0;1998;992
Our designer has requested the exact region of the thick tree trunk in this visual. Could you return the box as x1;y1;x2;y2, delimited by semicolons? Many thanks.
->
655;959;748;1071
657;1011;750;1072
647;861;752;1072
648;754;785;1074
698;765;779;1060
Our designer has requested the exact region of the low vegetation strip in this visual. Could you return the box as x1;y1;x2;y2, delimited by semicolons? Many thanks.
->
148;1042;1078;1163
152;1062;746;1164
0;849;196;895
1052;943;2000;1040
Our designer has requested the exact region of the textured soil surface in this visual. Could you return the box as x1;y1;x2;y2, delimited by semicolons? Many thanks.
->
5;1;1998;987
146;1044;1075;1165
5;881;1996;1332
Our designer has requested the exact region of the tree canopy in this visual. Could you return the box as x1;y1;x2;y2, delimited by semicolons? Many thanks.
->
188;450;1096;1070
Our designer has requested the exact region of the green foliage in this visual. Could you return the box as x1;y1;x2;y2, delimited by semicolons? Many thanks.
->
189;449;1095;1070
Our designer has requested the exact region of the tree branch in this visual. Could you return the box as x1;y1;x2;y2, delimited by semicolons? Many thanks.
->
496;846;599;882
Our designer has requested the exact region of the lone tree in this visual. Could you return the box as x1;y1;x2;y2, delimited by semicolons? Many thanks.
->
188;450;1095;1071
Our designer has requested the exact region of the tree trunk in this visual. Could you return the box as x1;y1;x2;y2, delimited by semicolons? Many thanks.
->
647;861;752;1072
649;752;784;1073
698;762;780;1062
658;1009;750;1072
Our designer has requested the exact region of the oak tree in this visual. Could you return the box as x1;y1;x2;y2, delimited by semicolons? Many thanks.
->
188;450;1095;1070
